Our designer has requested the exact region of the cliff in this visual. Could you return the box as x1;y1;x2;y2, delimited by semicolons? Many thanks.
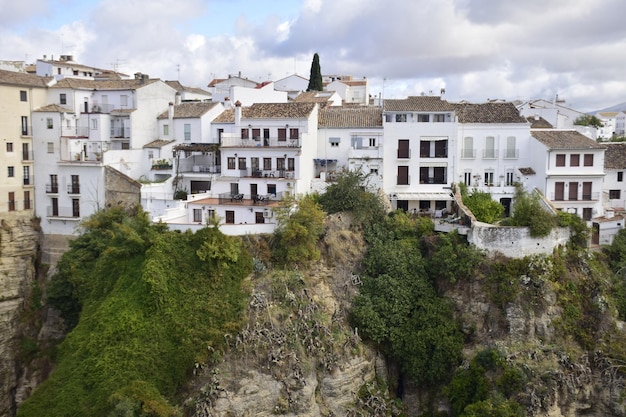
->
0;213;40;417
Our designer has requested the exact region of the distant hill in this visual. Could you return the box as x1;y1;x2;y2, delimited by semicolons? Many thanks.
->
595;101;626;113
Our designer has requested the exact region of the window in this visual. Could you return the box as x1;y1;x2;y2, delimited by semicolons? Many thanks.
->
184;124;191;140
23;166;30;185
49;174;58;193
163;124;169;135
420;141;431;158
369;137;376;147
462;137;474;158
618;172;624;182
51;197;58;216
227;157;235;169
484;171;494;186
397;139;410;158
8;192;15;211
207;209;215;221
22;143;29;160
225;210;235;224
278;128;286;141
395;114;407;122
583;208;592;221
434;114;445;122
267;184;276;195
582;182;592;200
263;158;272;170
6;143;13;152
72;199;80;217
238;157;246;170
60;93;67;105
24;191;31;210
47;118;53;129
70;175;80;194
464;171;472;185
47;142;54;153
21;116;28;135
289;128;299;139
241;128;249;139
505;136;517;158
570;154;580;167
277;158;285;171
397;166;409;185
193;209;202;222
120;95;128;107
252;128;260;140
418;114;430;122
287;158;295;171
584;154;594;166
329;137;340;147
148;150;154;159
484;136;496;159
610;190;621;199
370;168;379;175
20;91;27;101
506;170;515;186
385;114;393;123
91;119;98;129
556;154;566;167
121;142;130;150
8;166;14;178
569;182;578;200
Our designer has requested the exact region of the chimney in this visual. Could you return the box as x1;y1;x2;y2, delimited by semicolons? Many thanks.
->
168;102;174;123
234;100;242;126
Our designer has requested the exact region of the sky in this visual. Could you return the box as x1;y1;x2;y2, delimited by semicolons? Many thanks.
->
2;0;626;112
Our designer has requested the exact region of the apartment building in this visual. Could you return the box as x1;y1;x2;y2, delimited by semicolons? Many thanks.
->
0;69;50;214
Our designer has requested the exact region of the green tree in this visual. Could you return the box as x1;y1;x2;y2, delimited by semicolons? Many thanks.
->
574;114;603;128
460;185;504;224
508;186;556;237
306;53;323;91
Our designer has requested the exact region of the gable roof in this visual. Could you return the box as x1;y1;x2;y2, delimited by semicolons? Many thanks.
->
531;130;606;150
319;106;382;128
383;96;456;112
144;139;175;148
527;116;553;128
50;77;161;90
293;91;336;104
33;104;73;112
213;102;317;123
0;69;50;88
156;102;220;119
455;102;527;123
603;143;626;169
165;80;211;96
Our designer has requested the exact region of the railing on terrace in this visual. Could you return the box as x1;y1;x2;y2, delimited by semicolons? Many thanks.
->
22;151;34;161
46;206;80;218
550;192;600;201
23;176;34;186
61;126;89;137
217;192;286;205
503;148;519;159
46;184;59;193
220;136;301;148
110;127;131;138
67;185;81;194
178;165;221;174
461;149;476;159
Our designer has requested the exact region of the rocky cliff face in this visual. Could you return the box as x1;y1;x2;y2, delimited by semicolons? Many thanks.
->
0;213;40;417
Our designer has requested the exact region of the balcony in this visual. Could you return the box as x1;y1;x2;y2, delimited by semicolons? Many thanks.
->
21;151;34;161
23;176;34;186
46;184;59;194
46;206;80;218
482;149;498;159
461;149;476;159
61;126;89;137
503;148;519;159
111;127;131;138
217;192;287;206
221;136;301;148
550;192;599;201
67;185;81;194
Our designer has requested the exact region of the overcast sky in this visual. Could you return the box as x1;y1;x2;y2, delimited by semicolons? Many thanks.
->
2;0;626;112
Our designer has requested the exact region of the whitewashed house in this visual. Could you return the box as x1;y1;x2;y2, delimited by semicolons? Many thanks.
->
274;74;309;100
165;80;211;102
595;111;618;140
325;77;369;106
529;130;606;221
455;102;532;216
315;106;383;192
382;96;457;214
517;98;586;130
602;143;626;210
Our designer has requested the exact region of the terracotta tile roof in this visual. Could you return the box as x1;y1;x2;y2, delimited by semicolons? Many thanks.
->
518;167;536;175
340;80;367;87
455;102;528;123
0;69;50;88
383;96;456;112
526;116;553;128
213;102;317;123
293;91;335;104
144;139;175;148
156;102;220;119
319;106;382;128
598;112;619;118
207;78;226;87
165;80;210;96
33;104;73;112
531;130;606;150
111;108;136;115
50;77;160;90
603;142;626;169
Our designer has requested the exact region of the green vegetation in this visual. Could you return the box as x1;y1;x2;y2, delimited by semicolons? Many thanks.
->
306;52;323;91
459;183;503;224
507;186;556;237
20;208;252;417
573;114;603;128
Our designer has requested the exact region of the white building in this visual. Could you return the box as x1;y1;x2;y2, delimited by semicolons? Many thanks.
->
274;74;309;100
529;130;606;221
382;96;457;214
325;77;369;106
595;111;618;140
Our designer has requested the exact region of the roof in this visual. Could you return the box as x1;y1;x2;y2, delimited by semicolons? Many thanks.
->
455;102;528;123
598;111;619;118
50;77;160;90
603;142;626;169
527;116;553;128
0;69;50;88
144;139;175;148
383;96;456;112
531;130;606;150
518;167;536;175
165;80;210;96
33;104;73;112
319;106;382;128
156;102;220;119
213;102;317;123
293;91;336;104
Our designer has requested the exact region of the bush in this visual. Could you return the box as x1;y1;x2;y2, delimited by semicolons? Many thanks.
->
509;186;556;237
460;185;504;224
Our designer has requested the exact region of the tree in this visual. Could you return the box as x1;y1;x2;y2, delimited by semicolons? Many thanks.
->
306;53;323;91
574;114;603;128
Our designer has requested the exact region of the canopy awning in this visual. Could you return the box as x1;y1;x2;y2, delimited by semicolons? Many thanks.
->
420;136;448;141
394;192;454;201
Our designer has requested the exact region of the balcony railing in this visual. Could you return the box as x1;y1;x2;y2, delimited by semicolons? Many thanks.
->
67;185;81;194
46;206;80;218
217;192;286;205
461;149;476;159
22;151;34;161
23;176;33;186
503;148;519;159
221;136;301;148
46;184;59;193
61;126;89;137
482;149;498;159
420;177;447;184
550;192;599;201
111;127;131;138
7;200;16;211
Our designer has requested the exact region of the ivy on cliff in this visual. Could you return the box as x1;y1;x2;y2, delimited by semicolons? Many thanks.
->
19;207;252;417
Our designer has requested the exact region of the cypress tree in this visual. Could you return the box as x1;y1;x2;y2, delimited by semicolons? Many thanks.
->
307;53;323;91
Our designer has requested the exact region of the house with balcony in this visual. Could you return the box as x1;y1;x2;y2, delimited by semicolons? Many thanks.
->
382;96;457;214
155;101;319;231
602;142;626;211
529;130;606;221
324;76;369;106
35;54;127;81
315;106;383;191
455;102;532;216
0;69;50;214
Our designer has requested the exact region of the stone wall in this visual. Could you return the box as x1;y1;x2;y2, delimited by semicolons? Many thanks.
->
0;213;40;417
468;221;571;258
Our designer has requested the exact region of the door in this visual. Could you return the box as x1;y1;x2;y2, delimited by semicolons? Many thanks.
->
500;197;512;217
225;210;235;224
396;200;408;212
255;212;265;224
397;139;410;158
554;182;564;201
250;184;258;200
582;182;592;200
569;182;578;200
